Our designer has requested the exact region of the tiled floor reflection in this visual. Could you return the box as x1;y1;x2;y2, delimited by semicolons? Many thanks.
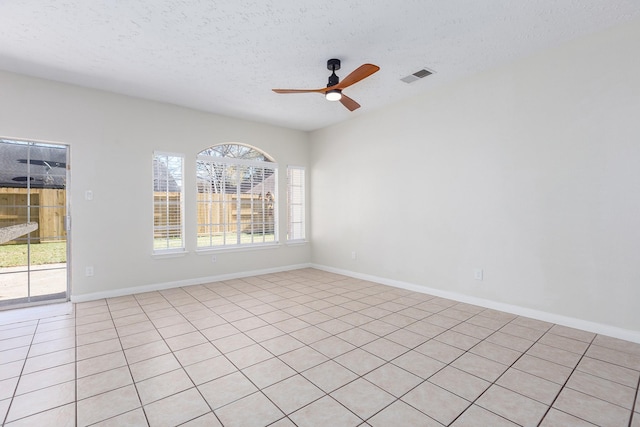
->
1;268;639;426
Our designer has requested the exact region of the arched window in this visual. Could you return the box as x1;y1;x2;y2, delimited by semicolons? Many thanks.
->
196;143;277;248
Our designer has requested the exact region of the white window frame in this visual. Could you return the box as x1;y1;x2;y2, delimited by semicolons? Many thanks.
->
287;165;306;242
196;152;278;250
152;151;185;254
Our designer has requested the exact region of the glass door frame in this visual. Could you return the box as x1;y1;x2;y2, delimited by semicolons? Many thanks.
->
0;137;70;309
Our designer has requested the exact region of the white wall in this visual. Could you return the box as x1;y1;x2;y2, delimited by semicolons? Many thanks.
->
310;19;640;333
0;72;311;299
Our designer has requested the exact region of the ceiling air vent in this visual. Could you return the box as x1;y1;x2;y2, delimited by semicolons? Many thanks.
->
401;68;434;84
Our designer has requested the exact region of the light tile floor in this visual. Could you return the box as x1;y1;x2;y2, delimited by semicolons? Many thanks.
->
1;268;639;426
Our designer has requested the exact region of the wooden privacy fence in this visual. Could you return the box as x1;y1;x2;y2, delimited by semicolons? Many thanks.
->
154;192;275;238
0;188;66;243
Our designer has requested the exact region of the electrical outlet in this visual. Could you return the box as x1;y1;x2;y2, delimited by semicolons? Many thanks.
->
474;268;483;281
84;190;93;201
211;255;217;263
85;266;94;277
351;251;357;260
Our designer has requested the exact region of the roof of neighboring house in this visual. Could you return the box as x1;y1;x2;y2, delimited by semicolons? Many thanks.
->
196;169;276;196
153;158;181;192
0;140;67;189
244;173;275;196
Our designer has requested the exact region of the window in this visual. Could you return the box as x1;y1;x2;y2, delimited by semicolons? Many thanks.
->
153;152;184;253
196;144;277;249
287;166;305;241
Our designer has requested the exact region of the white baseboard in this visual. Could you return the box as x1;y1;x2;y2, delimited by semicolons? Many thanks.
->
70;263;312;303
311;263;640;344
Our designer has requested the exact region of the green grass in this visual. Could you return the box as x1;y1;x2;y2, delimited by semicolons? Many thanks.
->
0;242;67;268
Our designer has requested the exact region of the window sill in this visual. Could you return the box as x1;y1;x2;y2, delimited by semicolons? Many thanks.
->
195;243;281;255
151;250;188;259
285;240;308;246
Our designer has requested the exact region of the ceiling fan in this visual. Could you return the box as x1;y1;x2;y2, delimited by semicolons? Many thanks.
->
272;59;380;111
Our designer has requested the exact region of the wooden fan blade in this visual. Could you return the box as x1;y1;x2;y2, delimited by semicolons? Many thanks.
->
340;94;360;111
272;88;326;94
335;64;380;90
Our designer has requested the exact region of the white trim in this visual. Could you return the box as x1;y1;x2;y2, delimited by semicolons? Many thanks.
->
311;264;640;344
151;250;188;259
0;298;69;312
195;243;280;254
70;263;312;303
285;240;308;246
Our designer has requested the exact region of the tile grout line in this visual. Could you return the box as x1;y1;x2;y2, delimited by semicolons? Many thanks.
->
555;335;640;418
109;296;152;426
359;303;543;424
400;312;552;426
248;275;431;423
352;302;476;425
122;289;234;420
2;319;39;426
197;275;359;425
161;275;553;425
535;331;599;426
164;295;230;426
124;280;290;424
175;282;284;423
266;283;474;425
628;373;640;427
75;300;150;425
1;316;78;425
214;274;384;424
155;288;239;426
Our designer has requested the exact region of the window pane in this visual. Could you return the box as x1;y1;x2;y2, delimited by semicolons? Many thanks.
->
153;153;184;252
287;166;305;241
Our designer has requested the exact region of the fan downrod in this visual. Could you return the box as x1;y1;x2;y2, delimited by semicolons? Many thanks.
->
327;59;341;87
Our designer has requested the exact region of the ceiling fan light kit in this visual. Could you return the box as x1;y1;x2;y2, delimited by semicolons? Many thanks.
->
325;89;342;101
273;58;379;111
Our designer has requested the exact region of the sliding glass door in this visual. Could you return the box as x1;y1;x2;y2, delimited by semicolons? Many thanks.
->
0;138;69;307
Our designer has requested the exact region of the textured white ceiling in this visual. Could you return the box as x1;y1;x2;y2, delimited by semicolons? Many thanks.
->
1;1;639;131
